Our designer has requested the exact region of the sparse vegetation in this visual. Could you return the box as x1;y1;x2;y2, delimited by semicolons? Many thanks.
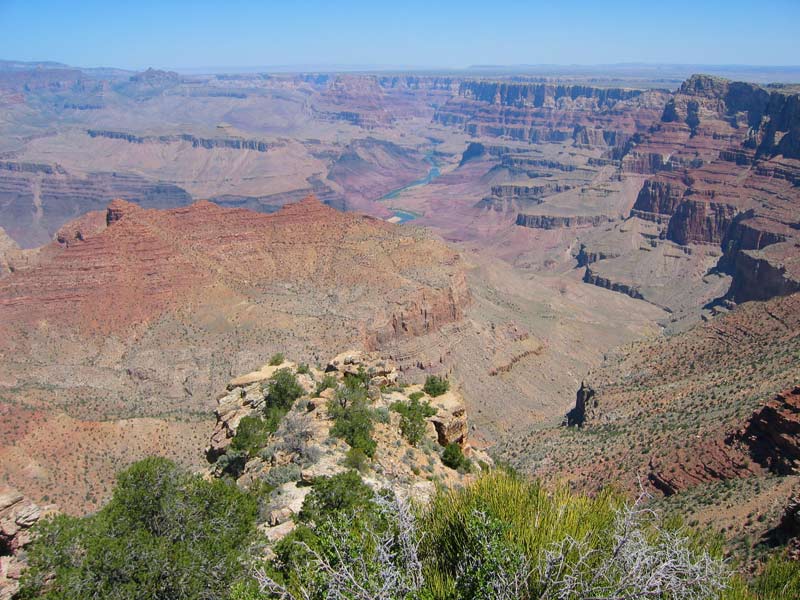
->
268;352;285;366
423;375;450;397
251;469;749;600
391;394;436;446
442;442;471;472
230;415;272;457
328;395;377;457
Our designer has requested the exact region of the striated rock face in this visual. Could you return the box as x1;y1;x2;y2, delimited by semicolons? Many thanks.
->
207;352;490;542
434;80;665;150
621;74;800;302
737;386;800;475
0;164;193;248
648;386;800;495
0;195;469;340
582;268;644;300
87;129;277;152
0;195;473;515
0;489;50;600
631;179;686;221
455;81;643;109
515;213;613;230
665;200;739;246
729;242;800;302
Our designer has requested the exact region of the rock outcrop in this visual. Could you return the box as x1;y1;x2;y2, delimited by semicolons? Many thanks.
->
516;214;613;230
0;489;50;600
648;386;800;495
86;129;277;152
737;386;800;475
564;382;596;427
434;80;665;150
582;268;644;300
621;75;800;303
0;196;471;514
207;352;490;543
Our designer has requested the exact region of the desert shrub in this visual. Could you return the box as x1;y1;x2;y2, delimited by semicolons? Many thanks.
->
332;378;368;409
343;365;370;390
263;463;301;488
423;375;449;397
230;415;271;457
259;368;305;433
19;458;257;600
749;553;800;599
373;406;391;424
275;412;317;463
266;368;304;410
258;494;418;600
268;352;285;366
314;374;337;396
392;395;436;446
343;447;371;473
298;471;375;524
442;442;471;471
296;363;310;375
328;396;377;457
253;470;734;600
216;448;248;478
408;390;425;402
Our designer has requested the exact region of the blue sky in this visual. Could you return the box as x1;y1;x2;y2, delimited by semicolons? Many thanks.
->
1;0;798;69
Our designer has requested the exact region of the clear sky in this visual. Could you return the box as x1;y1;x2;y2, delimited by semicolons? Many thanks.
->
1;0;798;70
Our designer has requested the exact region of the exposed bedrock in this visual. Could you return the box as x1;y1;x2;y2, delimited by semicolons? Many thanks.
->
728;243;800;303
0;169;193;248
457;81;643;108
491;183;573;199
515;214;614;230
576;244;620;267
368;270;471;350
666;200;739;245
648;386;800;495
582;268;644;300
631;179;687;220
564;382;596;427
738;386;800;475
500;155;578;172
87;129;277;152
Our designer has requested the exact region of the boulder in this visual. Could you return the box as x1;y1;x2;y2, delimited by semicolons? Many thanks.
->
428;389;468;446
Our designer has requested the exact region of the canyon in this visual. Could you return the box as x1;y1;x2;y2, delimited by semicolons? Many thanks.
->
0;60;798;554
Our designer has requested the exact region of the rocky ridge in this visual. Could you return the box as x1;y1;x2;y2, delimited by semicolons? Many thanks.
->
622;75;800;303
0;489;49;600
206;351;489;544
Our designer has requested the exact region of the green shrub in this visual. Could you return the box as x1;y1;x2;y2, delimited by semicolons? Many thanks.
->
408;390;425;402
333;378;368;409
343;365;370;390
254;470;736;600
343;447;371;473
373;406;391;424
314;375;337;396
750;552;800;599
391;395;436;446
298;471;375;524
441;442;471;471
19;458;257;600
230;415;271;457
216;448;248;478
266;369;304;410
263;463;301;487
268;352;285;366
328;397;377;457
296;363;310;375
423;375;449;397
